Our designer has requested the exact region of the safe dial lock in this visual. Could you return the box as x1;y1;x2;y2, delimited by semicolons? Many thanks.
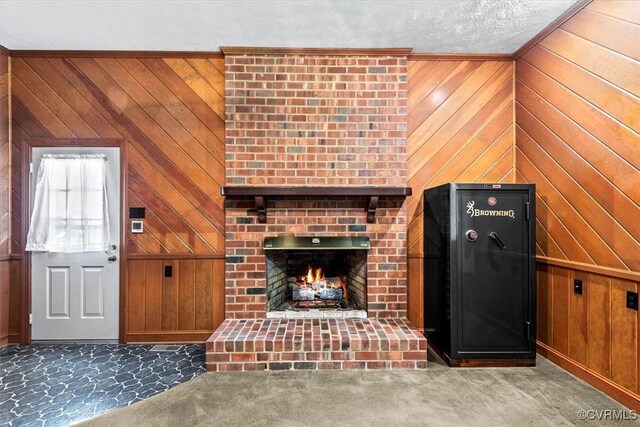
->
465;230;478;242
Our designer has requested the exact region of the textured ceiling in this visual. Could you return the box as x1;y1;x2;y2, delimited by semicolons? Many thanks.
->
0;0;578;53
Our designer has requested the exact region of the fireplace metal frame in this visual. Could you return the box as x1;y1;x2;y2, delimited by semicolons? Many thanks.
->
264;236;370;250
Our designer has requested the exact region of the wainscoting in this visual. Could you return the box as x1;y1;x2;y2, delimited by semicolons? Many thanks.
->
125;256;225;343
536;260;639;410
0;256;21;346
0;258;10;346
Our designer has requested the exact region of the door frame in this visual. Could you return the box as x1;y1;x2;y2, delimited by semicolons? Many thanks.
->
20;138;128;344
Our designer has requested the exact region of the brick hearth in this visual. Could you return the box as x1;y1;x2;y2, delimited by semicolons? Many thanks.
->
206;318;427;371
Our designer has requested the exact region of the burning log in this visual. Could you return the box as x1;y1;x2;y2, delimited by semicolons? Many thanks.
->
292;281;344;300
319;287;343;300
292;265;347;301
292;285;315;301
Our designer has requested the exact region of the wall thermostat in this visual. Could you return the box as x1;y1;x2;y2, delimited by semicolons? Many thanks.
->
131;220;144;234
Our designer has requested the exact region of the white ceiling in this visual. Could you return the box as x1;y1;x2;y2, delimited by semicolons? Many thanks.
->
0;0;578;53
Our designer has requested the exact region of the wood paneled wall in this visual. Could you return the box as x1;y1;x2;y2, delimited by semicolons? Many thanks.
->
126;257;224;343
537;264;639;409
0;258;20;345
9;55;227;342
406;59;515;329
1;47;13;346
0;48;9;255
0;258;8;346
516;0;639;272
10;56;225;255
515;0;640;409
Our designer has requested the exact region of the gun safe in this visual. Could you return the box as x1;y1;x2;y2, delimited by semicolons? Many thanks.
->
423;183;536;366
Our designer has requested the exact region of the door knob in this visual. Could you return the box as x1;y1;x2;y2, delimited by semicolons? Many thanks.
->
107;255;117;262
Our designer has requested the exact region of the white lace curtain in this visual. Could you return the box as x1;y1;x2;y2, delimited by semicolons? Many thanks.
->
26;154;110;253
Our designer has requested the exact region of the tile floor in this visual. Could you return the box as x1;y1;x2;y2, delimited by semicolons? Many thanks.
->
0;344;205;426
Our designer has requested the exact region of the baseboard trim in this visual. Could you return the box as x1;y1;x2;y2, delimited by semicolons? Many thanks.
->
537;342;640;412
8;332;20;344
125;331;213;343
429;342;536;367
0;335;8;348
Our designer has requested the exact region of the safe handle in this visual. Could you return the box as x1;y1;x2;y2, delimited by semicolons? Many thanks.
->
489;232;507;250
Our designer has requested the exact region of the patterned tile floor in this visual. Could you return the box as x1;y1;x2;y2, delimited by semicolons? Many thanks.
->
0;344;205;426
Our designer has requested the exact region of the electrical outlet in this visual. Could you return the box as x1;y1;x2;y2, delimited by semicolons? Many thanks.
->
164;265;173;278
627;291;638;310
573;279;583;295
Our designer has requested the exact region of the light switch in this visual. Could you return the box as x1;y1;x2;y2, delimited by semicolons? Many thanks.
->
627;291;638;310
573;279;583;295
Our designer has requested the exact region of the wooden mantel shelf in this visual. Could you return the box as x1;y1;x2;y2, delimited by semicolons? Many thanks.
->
221;186;412;223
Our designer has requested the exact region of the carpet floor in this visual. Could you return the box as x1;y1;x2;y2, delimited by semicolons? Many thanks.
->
79;352;639;427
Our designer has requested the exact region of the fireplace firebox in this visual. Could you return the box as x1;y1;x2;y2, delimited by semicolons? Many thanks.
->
264;237;369;319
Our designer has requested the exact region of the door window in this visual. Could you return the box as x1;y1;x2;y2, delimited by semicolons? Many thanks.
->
26;154;110;253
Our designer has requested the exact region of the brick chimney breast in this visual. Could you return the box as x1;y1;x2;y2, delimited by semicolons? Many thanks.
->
224;53;408;319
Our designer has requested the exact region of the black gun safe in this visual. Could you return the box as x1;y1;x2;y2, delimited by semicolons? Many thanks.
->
423;183;536;367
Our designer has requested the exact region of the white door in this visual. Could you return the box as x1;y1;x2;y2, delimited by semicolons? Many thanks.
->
31;147;120;340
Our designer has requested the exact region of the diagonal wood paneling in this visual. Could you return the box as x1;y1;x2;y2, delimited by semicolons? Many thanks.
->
0;49;9;255
518;0;640;407
1;48;11;346
407;60;515;252
406;59;515;328
10;56;226;254
516;0;640;273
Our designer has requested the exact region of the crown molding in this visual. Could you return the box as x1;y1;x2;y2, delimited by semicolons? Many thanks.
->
513;0;593;59
220;46;413;56
8;50;223;58
408;53;512;61
0;45;10;55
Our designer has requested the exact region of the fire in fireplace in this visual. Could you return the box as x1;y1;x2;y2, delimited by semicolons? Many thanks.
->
293;265;347;306
264;237;369;319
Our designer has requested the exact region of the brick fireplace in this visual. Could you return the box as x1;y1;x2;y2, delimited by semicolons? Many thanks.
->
206;48;427;371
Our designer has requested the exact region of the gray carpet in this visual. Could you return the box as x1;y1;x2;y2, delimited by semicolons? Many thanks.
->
80;353;639;427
